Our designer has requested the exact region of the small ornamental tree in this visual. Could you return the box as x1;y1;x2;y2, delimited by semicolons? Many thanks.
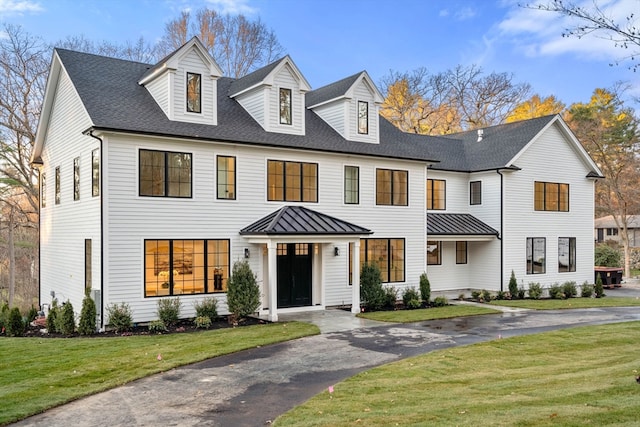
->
6;307;25;337
508;270;518;299
157;297;181;327
78;292;97;335
595;274;605;298
46;299;59;333
226;260;261;323
419;273;431;305
58;301;76;335
360;263;385;311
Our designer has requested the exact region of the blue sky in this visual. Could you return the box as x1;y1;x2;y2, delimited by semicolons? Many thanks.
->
1;0;638;106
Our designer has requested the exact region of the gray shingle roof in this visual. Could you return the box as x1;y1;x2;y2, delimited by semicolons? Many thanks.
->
305;72;362;107
240;206;372;235
55;48;439;164
427;213;499;236
228;55;286;96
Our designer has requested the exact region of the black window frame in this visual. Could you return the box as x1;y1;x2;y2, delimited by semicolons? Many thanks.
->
186;72;201;113
144;239;230;297
427;179;446;210
456;241;468;264
376;168;408;206
55;166;60;205
427;240;441;265
344;165;360;204
350;238;405;284
139;149;192;198
358;100;369;134
470;181;482;205
92;148;100;197
558;237;576;273
216;155;236;200
41;172;46;208
85;239;92;293
73;156;80;201
267;159;318;202
279;87;292;125
534;181;569;212
526;237;546;274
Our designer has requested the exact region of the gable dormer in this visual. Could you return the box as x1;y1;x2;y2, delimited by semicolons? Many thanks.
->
306;71;384;144
138;37;223;125
229;56;311;136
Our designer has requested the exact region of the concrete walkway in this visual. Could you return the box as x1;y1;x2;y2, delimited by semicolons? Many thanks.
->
12;287;640;427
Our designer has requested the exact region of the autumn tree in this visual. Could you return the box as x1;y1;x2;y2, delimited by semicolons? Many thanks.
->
527;0;640;71
506;94;565;122
56;34;158;63
156;8;284;77
565;87;640;277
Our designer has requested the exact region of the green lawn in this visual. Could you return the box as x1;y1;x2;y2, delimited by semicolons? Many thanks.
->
275;321;640;426
489;296;640;310
0;322;319;425
357;305;500;322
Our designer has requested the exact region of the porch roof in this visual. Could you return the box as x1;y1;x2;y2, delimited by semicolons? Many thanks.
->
240;206;373;236
427;213;499;239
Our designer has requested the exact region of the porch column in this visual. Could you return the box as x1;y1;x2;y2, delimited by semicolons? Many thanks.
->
267;241;278;322
351;239;361;314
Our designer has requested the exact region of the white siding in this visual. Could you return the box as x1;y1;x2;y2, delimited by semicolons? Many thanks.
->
235;88;266;128
502;123;595;290
39;70;101;316
347;81;379;143
145;73;169;117
312;102;345;135
171;48;217;125
102;134;427;322
266;65;305;135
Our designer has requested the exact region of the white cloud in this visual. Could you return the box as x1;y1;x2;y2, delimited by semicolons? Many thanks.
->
0;0;42;15
497;0;638;62
205;0;257;15
455;6;476;21
439;8;449;17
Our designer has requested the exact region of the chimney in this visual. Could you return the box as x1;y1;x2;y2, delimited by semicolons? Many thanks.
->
477;129;484;142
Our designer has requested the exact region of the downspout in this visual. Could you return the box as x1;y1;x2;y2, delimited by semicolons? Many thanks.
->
88;130;104;329
496;169;504;292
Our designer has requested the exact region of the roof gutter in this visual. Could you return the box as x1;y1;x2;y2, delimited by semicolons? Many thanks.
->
497;169;505;292
87;130;105;330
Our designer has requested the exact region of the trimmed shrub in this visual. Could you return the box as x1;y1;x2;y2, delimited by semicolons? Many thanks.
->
595;244;621;267
527;282;543;300
471;290;481;301
517;287;526;300
194;297;218;321
383;286;398;309
419;273;431;304
480;289;492;303
78;293;97;335
106;302;133;333
360;263;385;311
6;307;25;337
0;302;10;331
548;283;564;299
562;281;578;299
194;316;212;329
581;281;594;298
432;296;448;307
157;297;181;327
595;274;605;298
46;299;59;333
57;301;76;335
227;260;261;322
496;290;508;300
402;287;421;310
508;270;519;299
148;319;167;334
26;306;38;323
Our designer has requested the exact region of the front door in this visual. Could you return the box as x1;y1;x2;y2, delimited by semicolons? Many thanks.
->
277;243;312;308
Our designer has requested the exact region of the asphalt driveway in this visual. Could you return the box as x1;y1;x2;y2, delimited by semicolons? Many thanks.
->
12;287;640;427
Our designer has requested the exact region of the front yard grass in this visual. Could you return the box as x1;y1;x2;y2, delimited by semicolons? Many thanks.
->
489;296;640;310
357;305;500;323
275;321;640;426
0;321;319;425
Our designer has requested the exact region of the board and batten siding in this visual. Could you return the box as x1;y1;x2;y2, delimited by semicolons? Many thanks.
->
171;48;217;125
103;133;427;321
39;69;101;314
502;123;595;289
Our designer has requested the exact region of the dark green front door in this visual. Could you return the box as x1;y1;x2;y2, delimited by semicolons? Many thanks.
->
277;243;312;308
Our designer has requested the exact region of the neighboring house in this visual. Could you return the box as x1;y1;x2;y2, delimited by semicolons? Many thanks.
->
31;38;603;327
595;215;640;247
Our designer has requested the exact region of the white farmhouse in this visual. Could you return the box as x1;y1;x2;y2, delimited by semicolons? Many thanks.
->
31;38;602;326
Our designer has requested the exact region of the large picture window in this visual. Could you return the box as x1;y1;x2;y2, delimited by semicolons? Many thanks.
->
526;237;546;274
358;101;368;134
267;160;317;202
534;181;569;211
344;165;359;204
217;156;236;200
349;239;405;284
427;179;446;210
55;166;61;205
427;241;441;265
376;169;408;206
186;72;201;113
470;181;481;205
139;149;192;198
279;88;292;125
144;239;230;297
73;157;80;201
92;148;100;197
558;237;576;272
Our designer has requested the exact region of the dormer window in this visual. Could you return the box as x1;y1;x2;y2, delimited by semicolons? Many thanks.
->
186;72;201;113
279;88;292;125
358;101;368;134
